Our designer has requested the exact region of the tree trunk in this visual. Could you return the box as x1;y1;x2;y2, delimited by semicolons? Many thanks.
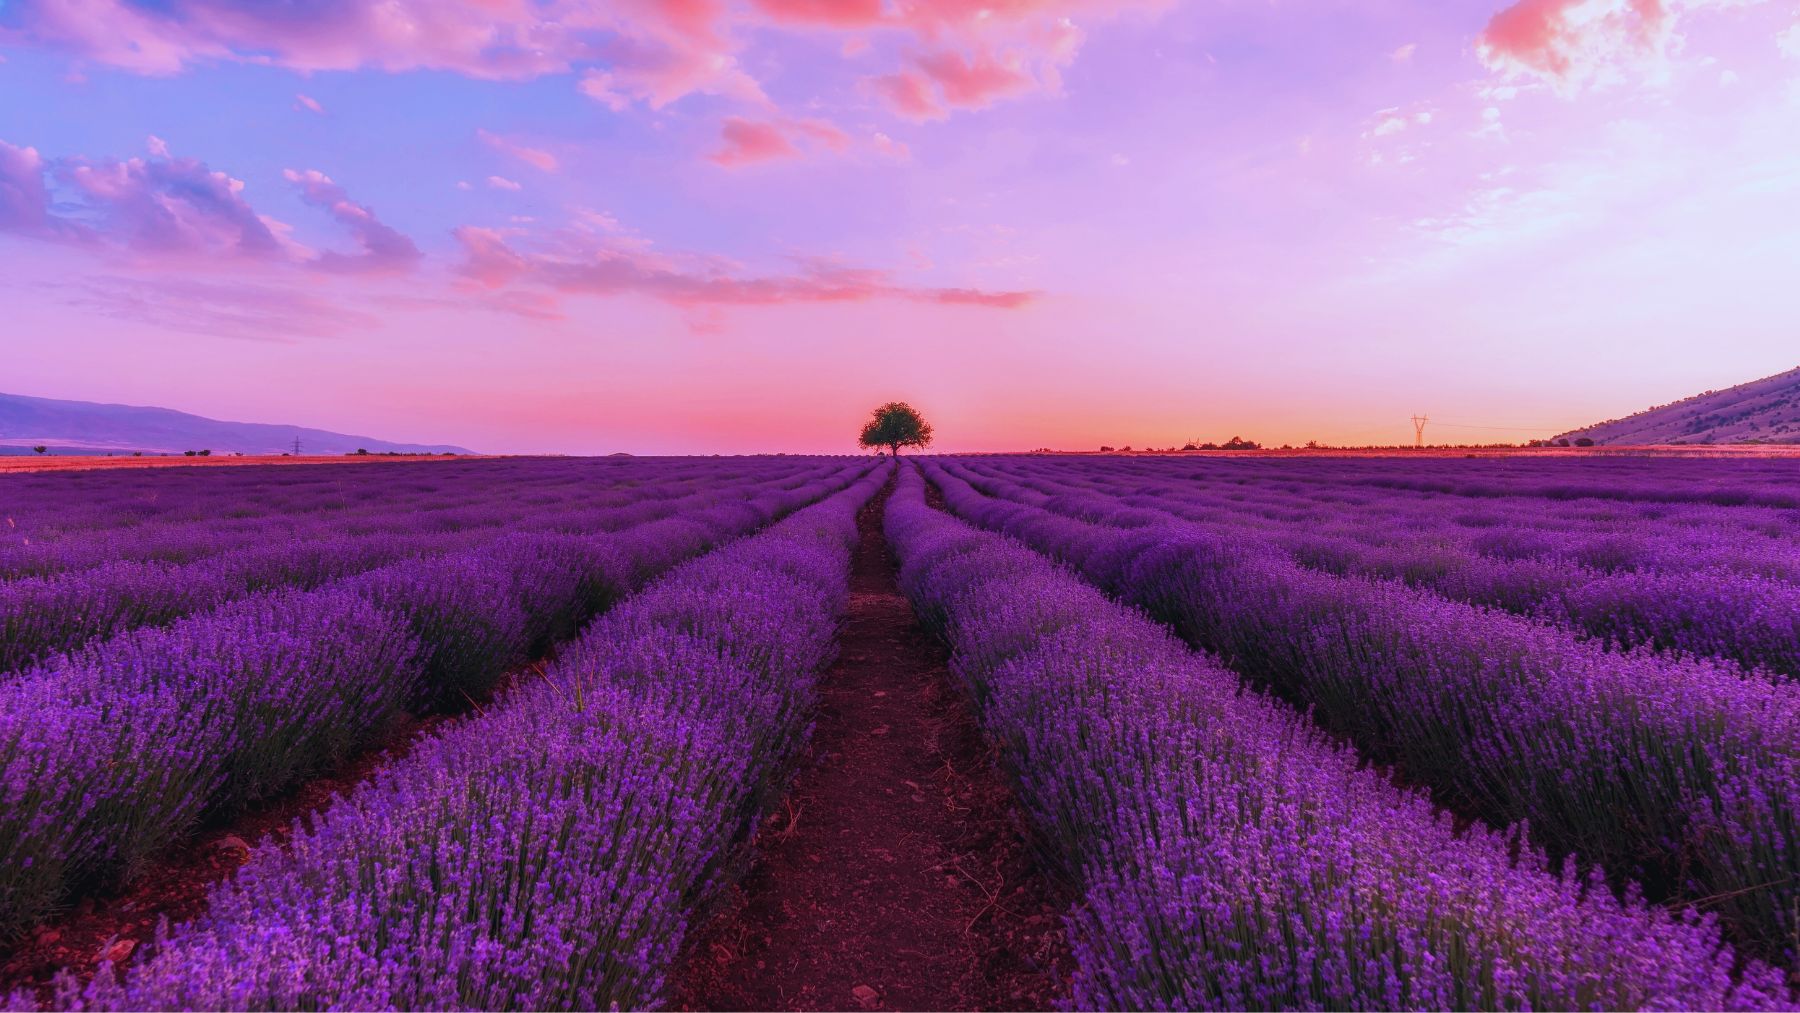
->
890;443;901;458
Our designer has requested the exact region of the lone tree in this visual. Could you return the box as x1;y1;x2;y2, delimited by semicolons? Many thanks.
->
858;402;933;457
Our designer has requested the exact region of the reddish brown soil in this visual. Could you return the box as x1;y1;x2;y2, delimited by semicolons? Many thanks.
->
668;485;1071;1012
0;657;551;1001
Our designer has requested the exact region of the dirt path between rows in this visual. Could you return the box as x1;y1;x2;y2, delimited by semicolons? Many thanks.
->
669;481;1070;1012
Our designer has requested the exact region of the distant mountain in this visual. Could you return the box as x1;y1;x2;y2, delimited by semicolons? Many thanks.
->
1559;367;1800;446
0;392;475;456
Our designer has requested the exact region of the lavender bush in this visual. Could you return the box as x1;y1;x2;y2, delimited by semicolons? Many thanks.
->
0;589;420;939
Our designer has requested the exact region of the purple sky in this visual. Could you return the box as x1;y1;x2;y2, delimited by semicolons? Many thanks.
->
2;0;1797;453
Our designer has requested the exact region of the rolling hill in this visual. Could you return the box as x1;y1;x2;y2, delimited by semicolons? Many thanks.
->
0;392;475;456
1558;366;1800;446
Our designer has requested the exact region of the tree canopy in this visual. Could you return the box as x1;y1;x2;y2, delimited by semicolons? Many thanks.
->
858;402;933;457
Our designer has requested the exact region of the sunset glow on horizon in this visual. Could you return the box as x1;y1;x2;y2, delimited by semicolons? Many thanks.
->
3;0;1798;454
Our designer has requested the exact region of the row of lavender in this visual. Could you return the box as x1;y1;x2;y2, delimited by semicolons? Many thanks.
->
0;460;829;674
1111;454;1800;509
36;463;888;1010
924;460;1800;968
959;458;1800;681
0;457;779;580
885;465;1788;1008
0;458;869;942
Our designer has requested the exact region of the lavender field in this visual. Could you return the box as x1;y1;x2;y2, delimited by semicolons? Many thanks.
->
1;454;1797;1010
915;455;1800;1007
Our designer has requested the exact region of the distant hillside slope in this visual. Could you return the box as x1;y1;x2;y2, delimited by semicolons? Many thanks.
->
0;393;475;456
1559;366;1800;445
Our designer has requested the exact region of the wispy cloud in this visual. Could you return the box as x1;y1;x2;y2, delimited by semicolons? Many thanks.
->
56;276;380;342
452;212;1037;311
283;169;422;274
476;129;558;172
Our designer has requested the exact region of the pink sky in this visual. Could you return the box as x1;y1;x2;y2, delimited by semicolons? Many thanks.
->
2;0;1798;453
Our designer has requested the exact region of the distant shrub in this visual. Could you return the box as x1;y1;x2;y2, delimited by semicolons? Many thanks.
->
1574;437;1595;447
31;446;47;455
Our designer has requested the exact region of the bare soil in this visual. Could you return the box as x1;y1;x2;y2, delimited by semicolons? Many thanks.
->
668;483;1071;1012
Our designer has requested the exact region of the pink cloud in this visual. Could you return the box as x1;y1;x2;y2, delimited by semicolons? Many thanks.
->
577;70;631;111
0;0;1161;123
2;137;420;276
864;10;1095;120
750;0;885;26
0;1;614;78
1477;0;1678;88
51;148;287;260
451;215;1036;311
872;131;911;160
709;118;799;167
282;168;422;274
914;49;1036;107
788;117;852;150
0;141;64;238
872;49;1041;120
295;93;325;114
707;116;852;167
487;175;524;191
872;71;947;121
748;0;1159;40
476;129;559;172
